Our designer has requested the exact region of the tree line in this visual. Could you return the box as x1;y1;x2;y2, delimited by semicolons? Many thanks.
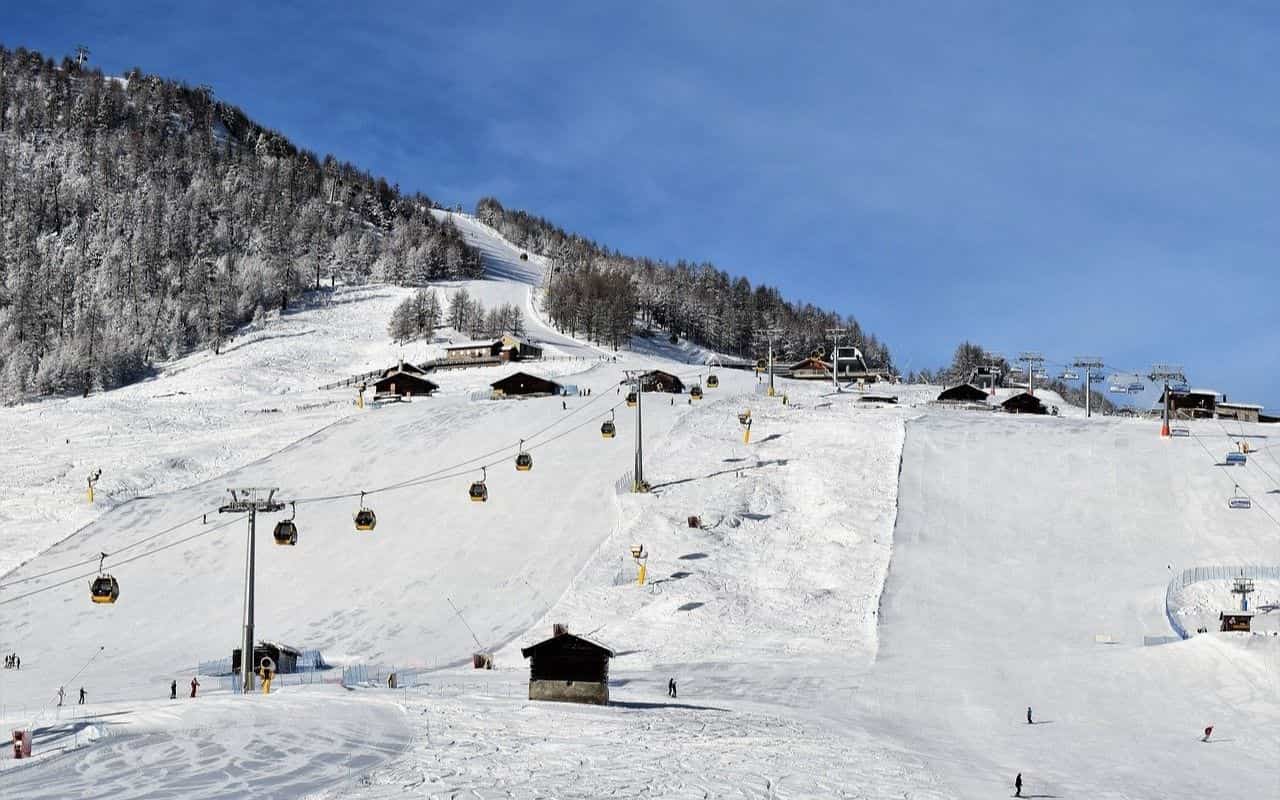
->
475;197;893;367
387;287;524;345
0;45;482;401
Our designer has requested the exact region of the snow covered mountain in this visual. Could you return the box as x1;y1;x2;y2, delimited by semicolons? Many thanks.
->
2;211;1278;798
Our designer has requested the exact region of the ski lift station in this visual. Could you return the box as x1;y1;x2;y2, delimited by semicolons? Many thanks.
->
520;628;615;705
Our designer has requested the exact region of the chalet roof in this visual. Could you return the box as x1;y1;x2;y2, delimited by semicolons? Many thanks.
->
1219;610;1255;618
1217;401;1264;410
790;357;831;370
373;371;438;390
444;339;498;350
490;372;562;393
937;384;989;403
520;632;615;659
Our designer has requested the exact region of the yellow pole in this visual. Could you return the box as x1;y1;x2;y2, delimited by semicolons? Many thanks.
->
87;485;94;504
637;562;647;586
743;427;751;445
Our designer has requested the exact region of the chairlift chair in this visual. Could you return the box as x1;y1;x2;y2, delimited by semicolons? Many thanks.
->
601;409;617;439
273;501;299;546
625;391;638;408
353;492;377;532
469;467;489;503
1224;452;1247;466
90;552;119;604
1170;426;1190;437
1127;382;1144;393
1059;370;1080;381
1228;488;1252;509
515;439;533;472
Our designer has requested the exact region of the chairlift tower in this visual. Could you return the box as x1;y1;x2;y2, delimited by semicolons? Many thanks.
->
755;328;782;397
1018;352;1044;396
826;328;848;392
1072;357;1105;418
218;488;285;694
74;45;90;67
1231;576;1255;612
1148;364;1187;437
621;371;649;492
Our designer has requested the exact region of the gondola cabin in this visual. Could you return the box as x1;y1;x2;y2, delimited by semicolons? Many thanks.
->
690;385;703;400
601;420;617;438
1228;496;1252;509
90;575;120;604
520;628;615;705
706;374;719;388
625;391;638;407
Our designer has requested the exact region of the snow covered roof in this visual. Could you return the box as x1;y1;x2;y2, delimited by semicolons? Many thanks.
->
1216;401;1264;410
444;340;498;350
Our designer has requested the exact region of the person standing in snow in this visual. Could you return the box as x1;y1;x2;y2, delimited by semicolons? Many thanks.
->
1026;706;1033;724
57;686;65;706
1014;772;1022;797
78;687;86;705
668;678;677;698
190;677;200;698
170;680;177;700
1202;725;1213;742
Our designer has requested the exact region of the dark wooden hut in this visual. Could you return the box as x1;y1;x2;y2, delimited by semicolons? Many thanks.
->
491;372;562;397
373;371;438;398
1219;611;1253;632
232;641;302;675
937;384;989;403
520;628;615;705
639;370;684;393
1001;392;1048;415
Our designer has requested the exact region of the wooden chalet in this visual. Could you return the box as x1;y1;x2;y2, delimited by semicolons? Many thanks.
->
491;371;562;397
639;370;685;394
787;357;832;380
443;339;502;364
497;334;543;362
520;627;615;705
373;371;438;398
1002;392;1048;415
937;384;989;404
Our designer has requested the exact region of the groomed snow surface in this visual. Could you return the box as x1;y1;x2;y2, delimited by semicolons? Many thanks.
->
4;217;1279;798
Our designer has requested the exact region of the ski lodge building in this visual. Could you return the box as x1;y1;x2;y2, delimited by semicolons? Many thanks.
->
936;384;990;404
372;370;438;399
443;335;543;367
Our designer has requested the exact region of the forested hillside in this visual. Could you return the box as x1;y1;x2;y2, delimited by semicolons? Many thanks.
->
0;45;481;400
476;198;893;367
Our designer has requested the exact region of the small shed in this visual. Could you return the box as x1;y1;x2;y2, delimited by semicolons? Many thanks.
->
233;641;302;675
373;371;438;398
639;370;685;394
520;628;615;705
1219;611;1253;632
937;384;989;403
1002;392;1048;415
858;393;898;404
491;371;562;397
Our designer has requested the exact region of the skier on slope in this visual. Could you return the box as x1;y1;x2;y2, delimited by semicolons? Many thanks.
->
190;677;200;698
170;680;177;700
1014;772;1022;797
1202;725;1213;742
57;686;65;706
1026;706;1033;724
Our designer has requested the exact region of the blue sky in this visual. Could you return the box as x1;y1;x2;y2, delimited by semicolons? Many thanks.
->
9;2;1279;408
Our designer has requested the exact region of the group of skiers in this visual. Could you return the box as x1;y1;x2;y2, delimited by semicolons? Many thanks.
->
55;686;87;706
3;653;20;669
170;678;200;699
1012;707;1218;796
